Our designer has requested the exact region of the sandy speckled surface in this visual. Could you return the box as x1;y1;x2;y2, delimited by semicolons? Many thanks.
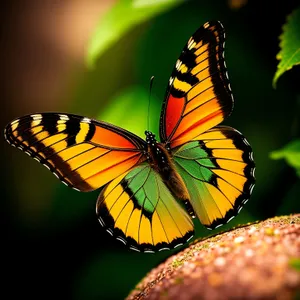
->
127;214;300;300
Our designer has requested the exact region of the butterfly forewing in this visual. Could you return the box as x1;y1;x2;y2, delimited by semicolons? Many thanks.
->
4;113;146;192
160;21;233;148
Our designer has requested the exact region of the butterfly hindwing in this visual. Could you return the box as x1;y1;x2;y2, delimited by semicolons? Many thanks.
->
160;21;233;148
96;163;194;252
173;126;255;229
4;113;146;192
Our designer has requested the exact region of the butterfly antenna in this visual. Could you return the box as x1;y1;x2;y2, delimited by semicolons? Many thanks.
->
147;76;155;131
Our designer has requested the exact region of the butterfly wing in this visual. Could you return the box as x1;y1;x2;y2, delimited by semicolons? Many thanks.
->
4;113;146;192
160;21;233;148
96;163;194;252
173;126;255;229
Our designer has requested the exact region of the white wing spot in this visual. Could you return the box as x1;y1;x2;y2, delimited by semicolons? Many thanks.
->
116;237;127;245
158;247;170;251
169;77;174;86
43;164;50;170
98;217;105;227
129;246;140;252
174;243;183;248
187;38;196;50
175;59;182;70
34;157;40;162
187;235;194;242
158;247;170;252
250;183;255;194
204;22;210;29
250;152;254;161
82;117;91;123
53;172;59;179
243;198;249;204
59;114;69;121
243;138;250;146
144;249;155;254
72;187;80;192
31;114;43;120
227;216;235;223
106;228;113;236
11;119;19;125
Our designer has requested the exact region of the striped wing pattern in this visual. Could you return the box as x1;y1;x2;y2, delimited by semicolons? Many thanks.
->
96;164;194;252
173;126;255;229
4;113;146;192
160;21;233;148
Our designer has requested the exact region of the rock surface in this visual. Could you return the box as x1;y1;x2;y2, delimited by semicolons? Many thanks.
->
127;214;300;300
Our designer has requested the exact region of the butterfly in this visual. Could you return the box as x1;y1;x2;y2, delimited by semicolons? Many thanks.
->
4;21;255;253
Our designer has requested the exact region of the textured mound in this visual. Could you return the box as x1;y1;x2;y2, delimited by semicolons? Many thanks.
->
127;214;300;300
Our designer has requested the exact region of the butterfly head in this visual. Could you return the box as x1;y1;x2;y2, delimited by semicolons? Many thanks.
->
145;130;157;146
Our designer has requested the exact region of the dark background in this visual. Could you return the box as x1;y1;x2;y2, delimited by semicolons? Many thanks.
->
2;1;300;299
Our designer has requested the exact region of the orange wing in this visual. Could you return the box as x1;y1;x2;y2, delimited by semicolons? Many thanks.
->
4;113;146;191
160;21;233;148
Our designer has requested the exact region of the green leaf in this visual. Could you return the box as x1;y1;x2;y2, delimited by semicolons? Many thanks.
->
273;7;300;87
86;0;184;68
270;139;300;177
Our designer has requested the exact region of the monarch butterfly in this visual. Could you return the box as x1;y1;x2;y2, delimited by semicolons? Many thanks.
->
4;21;255;253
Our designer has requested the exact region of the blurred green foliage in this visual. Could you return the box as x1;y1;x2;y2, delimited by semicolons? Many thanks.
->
4;1;300;300
86;0;184;68
270;139;300;177
98;86;161;137
273;6;300;87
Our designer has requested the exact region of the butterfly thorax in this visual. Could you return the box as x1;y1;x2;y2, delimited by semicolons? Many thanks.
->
145;131;169;170
145;131;194;217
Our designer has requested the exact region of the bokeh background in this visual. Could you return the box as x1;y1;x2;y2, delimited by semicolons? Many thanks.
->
2;1;300;299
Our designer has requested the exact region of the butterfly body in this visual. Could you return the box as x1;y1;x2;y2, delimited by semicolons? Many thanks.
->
5;21;255;252
145;130;191;207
